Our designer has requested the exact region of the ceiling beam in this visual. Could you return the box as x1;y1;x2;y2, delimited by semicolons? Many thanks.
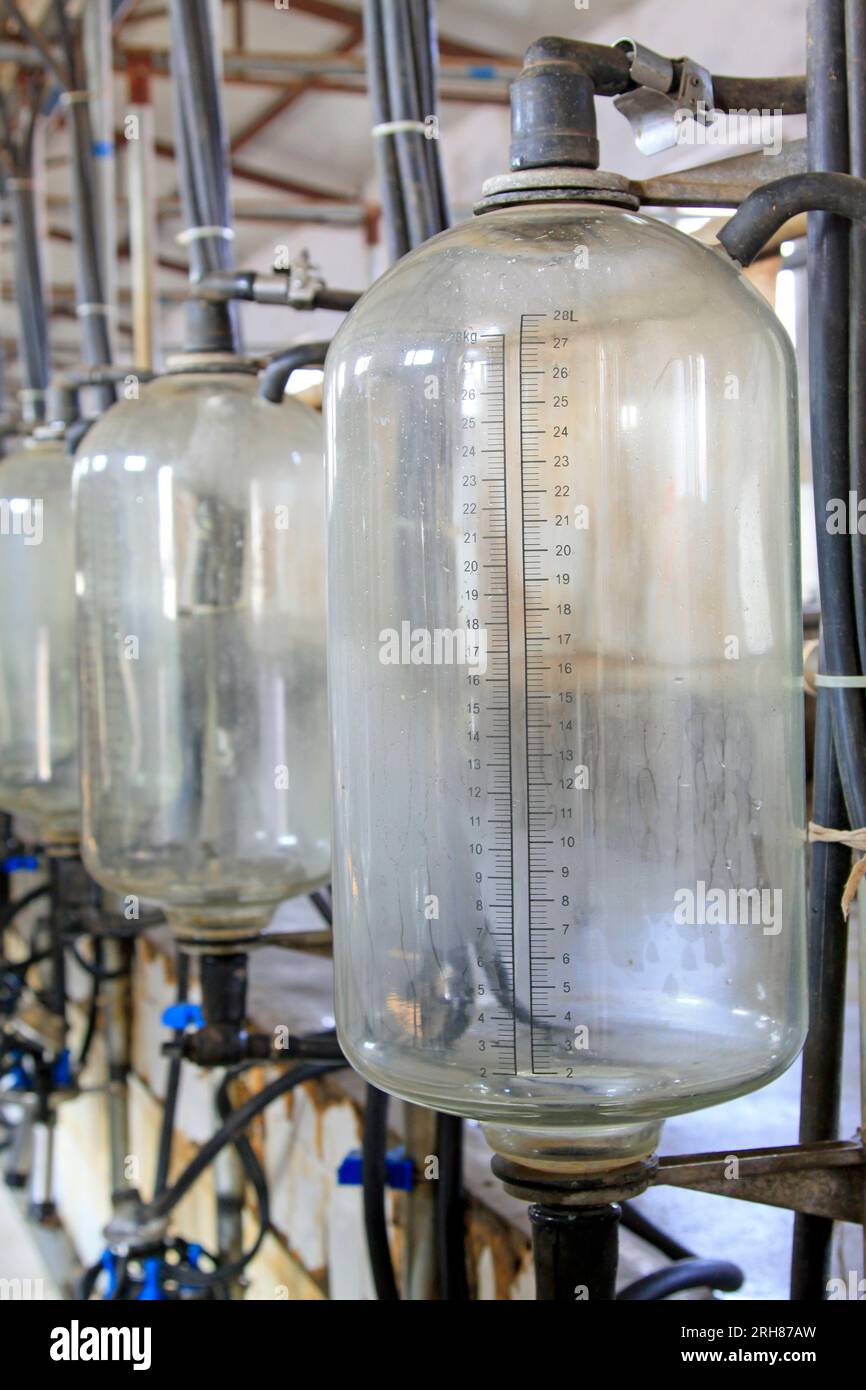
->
229;15;362;155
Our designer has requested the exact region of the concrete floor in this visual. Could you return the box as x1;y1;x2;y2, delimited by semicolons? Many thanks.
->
0;1181;61;1300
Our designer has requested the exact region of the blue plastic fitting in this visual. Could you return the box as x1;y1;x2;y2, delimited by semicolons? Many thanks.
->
337;1145;414;1192
161;1002;205;1031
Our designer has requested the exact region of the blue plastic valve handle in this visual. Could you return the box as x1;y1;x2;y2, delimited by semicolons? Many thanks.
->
161;1002;204;1031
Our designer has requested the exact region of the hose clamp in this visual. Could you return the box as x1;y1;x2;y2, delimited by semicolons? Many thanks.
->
613;39;714;155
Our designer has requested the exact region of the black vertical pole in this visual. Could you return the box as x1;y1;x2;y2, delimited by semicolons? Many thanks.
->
529;1204;620;1302
791;0;856;1300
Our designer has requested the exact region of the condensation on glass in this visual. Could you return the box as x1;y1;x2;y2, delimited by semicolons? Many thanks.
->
74;367;330;943
325;203;807;1163
0;432;80;847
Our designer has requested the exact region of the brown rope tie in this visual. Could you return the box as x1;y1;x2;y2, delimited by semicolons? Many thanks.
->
808;821;866;919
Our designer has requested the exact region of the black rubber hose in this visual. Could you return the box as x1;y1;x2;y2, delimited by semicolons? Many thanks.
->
717;171;866;267
153;952;190;1197
76;938;102;1070
618;1258;744;1301
712;74;807;114
363;1085;399;1300
381;0;439;246
435;1112;469;1300
423;0;449;230
523;38;806;112
788;0;860;1300
259;341;331;403
149;1061;345;1222
847;0;866;669
171;1066;272;1292
804;2;866;836
312;287;362;312
620;1201;694;1263
66;939;131;981
791;691;851;1298
309;887;332;926
0;884;49;934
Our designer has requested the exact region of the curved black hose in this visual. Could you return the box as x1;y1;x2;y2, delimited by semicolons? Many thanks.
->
363;1085;399;1300
172;1066;271;1292
66;939;131;982
620;1202;693;1263
259;341;331;404
618;1258;744;1300
435;1112;469;1300
154;952;190;1197
149;1061;345;1222
0;884;50;934
76;939;103;1071
718;171;866;267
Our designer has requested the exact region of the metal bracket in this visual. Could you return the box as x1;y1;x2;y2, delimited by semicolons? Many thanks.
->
614;39;714;156
631;137;807;209
655;1139;866;1224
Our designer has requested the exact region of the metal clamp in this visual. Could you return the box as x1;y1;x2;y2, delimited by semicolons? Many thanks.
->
286;248;325;309
613;38;714;156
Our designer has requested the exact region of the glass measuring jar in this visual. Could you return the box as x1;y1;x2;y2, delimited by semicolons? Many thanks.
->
74;365;331;945
325;201;807;1164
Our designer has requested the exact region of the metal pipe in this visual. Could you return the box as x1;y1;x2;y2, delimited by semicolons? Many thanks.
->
28;1114;55;1222
125;100;158;369
8;181;49;420
168;0;239;353
402;1104;438;1300
102;935;132;1203
193;269;360;311
84;0;117;364
4;1104;33;1189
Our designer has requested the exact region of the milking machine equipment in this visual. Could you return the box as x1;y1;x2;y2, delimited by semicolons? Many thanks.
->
67;0;350;1299
1;0;864;1307
0;57;84;1221
324;5;866;1300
